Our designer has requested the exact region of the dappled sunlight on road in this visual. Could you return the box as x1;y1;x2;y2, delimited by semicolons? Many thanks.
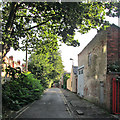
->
44;88;62;94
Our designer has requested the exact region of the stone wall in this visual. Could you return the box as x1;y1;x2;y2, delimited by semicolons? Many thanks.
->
67;78;72;91
78;25;120;111
72;74;77;93
78;28;107;104
67;66;78;92
67;71;72;91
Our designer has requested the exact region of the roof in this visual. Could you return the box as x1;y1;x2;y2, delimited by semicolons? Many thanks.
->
78;24;120;56
110;24;120;29
72;66;78;75
64;72;70;75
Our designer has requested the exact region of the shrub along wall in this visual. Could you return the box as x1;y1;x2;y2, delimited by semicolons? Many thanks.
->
2;69;44;111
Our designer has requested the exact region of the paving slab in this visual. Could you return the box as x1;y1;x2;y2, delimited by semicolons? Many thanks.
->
76;110;84;115
61;89;119;120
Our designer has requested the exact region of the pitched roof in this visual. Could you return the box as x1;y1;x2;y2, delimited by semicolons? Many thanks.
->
64;72;70;75
78;24;120;56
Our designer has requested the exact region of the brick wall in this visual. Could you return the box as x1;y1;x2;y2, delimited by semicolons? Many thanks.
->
2;56;23;84
105;73;120;112
107;25;120;64
105;25;120;112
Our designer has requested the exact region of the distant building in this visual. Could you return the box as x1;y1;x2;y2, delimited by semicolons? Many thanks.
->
2;56;25;83
67;65;78;93
62;72;70;89
78;24;120;113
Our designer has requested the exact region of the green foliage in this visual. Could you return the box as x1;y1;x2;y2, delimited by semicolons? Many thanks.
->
63;73;70;89
107;61;120;72
2;69;43;111
2;2;118;57
5;65;21;79
28;41;64;88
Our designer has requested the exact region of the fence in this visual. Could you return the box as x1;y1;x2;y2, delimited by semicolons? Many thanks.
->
112;77;120;114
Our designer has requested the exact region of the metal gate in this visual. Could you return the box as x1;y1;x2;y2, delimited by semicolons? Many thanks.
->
112;77;120;114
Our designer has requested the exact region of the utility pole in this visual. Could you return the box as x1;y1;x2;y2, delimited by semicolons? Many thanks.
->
70;58;74;66
25;43;28;72
25;34;29;72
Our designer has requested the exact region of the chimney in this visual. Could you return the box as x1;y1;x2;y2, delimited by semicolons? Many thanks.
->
12;61;14;68
17;60;20;65
9;56;13;61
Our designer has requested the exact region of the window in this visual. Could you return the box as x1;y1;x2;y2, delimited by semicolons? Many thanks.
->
81;69;83;74
79;69;83;75
88;53;92;66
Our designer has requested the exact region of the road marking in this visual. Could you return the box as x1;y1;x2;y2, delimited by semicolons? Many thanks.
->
60;90;72;116
16;101;36;114
16;106;26;114
15;106;29;119
30;101;36;106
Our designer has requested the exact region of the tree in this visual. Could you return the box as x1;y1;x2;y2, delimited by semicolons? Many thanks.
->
63;73;70;89
2;2;119;58
28;39;64;88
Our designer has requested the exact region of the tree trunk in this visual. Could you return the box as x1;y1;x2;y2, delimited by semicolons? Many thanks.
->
26;44;28;72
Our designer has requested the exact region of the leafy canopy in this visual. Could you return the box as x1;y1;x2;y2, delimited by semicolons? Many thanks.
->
2;2;118;57
28;39;64;88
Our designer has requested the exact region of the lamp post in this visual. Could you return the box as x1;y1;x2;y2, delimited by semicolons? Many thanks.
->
0;3;2;119
70;58;74;66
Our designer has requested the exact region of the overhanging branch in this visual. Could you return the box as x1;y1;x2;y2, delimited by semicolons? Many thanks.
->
24;19;50;31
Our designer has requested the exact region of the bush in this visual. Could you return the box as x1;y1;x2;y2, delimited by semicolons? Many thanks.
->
2;71;44;111
107;61;120;72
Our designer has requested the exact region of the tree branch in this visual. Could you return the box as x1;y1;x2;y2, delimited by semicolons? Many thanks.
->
16;15;41;17
5;2;17;31
5;2;23;32
24;19;50;31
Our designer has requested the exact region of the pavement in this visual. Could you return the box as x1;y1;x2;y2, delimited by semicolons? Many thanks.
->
61;88;120;120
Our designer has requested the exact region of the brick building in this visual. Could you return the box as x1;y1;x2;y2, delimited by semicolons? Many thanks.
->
2;56;25;83
78;24;120;112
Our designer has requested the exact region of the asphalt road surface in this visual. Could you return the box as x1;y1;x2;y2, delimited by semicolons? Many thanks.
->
16;88;73;118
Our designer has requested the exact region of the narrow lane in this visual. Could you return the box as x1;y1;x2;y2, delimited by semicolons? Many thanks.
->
17;88;72;118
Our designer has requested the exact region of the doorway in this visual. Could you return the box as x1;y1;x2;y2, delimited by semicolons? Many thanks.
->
78;66;84;97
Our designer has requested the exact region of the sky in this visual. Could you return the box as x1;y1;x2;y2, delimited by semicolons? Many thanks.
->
59;29;97;72
6;16;119;72
59;16;119;72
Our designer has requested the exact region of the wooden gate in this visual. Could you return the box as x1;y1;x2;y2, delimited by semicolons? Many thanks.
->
112;77;120;114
